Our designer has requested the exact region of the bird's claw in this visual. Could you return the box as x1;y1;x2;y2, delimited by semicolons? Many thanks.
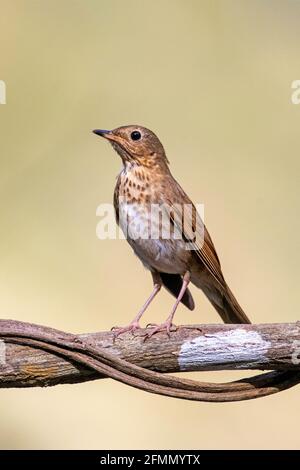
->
146;322;158;328
111;322;141;338
143;321;177;341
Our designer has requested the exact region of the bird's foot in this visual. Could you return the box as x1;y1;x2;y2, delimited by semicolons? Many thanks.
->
111;322;141;338
144;321;177;340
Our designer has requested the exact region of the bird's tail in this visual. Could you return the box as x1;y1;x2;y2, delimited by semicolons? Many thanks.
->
203;283;251;324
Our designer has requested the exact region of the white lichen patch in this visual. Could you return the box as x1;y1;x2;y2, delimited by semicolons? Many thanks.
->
178;329;271;370
0;340;6;366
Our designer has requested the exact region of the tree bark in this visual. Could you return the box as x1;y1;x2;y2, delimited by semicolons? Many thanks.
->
1;320;299;388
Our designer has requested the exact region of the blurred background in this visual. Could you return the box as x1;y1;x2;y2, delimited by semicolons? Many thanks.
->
0;0;299;449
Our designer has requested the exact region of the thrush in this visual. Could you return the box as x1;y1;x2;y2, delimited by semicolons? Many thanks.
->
93;125;250;337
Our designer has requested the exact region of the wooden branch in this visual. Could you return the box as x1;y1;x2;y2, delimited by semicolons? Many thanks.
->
1;320;300;388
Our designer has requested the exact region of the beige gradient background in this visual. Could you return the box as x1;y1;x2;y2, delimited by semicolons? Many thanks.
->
0;0;299;449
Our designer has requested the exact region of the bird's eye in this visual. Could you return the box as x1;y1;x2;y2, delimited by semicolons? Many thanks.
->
130;131;141;141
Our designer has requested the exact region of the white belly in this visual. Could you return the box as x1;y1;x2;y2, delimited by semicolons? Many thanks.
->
118;201;187;274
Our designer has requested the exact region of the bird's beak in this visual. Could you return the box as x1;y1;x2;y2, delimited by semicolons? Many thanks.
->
93;129;112;138
93;129;127;154
93;129;123;145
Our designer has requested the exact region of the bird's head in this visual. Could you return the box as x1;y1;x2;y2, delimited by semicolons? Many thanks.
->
93;125;169;168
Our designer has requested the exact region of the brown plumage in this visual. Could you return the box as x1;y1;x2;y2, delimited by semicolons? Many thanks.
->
93;125;250;336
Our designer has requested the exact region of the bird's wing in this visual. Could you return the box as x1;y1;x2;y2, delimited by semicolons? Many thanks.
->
161;178;226;289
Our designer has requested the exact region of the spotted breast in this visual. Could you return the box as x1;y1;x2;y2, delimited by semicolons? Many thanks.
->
114;163;189;274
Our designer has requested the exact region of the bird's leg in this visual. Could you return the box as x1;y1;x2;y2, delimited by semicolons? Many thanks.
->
146;271;191;339
112;272;162;337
